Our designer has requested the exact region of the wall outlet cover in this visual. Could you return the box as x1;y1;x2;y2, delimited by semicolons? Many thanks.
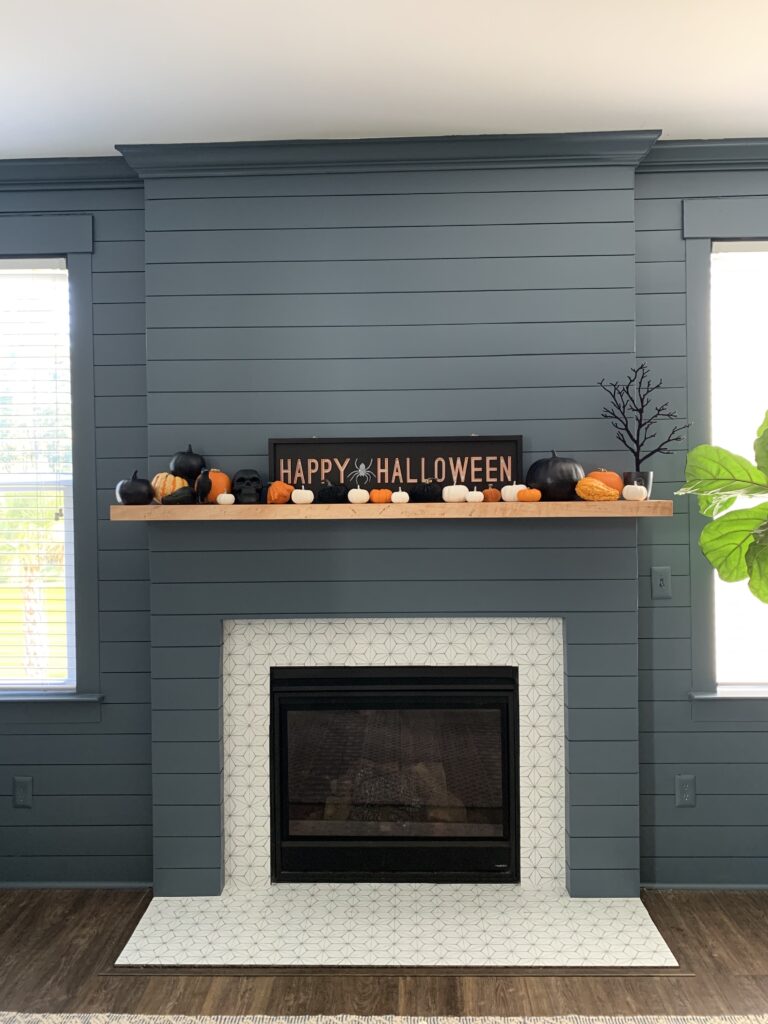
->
675;773;696;807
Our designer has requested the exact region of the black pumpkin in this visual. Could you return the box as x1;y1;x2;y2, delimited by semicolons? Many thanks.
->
115;470;154;505
161;486;197;505
169;444;206;484
525;450;585;501
317;479;349;503
408;479;443;503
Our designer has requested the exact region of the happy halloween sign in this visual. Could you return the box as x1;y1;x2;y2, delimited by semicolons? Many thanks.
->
269;436;523;489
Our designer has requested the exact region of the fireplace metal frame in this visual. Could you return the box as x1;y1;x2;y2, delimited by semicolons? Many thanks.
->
269;666;520;883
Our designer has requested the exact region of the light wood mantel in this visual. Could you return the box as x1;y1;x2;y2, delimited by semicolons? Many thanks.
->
110;500;673;522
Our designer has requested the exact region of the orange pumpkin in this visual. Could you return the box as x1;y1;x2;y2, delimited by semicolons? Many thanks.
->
576;477;620;501
587;469;623;494
517;487;542;502
267;480;294;504
152;472;187;500
370;488;393;503
205;468;231;504
483;486;502;502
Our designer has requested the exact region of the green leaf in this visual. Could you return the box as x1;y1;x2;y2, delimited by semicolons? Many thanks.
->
746;538;768;603
698;493;736;518
677;444;768;501
754;409;768;475
699;503;768;582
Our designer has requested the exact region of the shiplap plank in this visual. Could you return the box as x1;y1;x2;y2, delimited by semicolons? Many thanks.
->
146;288;635;330
148;190;634;231
146;222;636;263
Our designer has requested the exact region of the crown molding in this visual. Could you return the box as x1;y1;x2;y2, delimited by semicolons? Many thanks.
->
0;156;139;190
117;130;661;179
639;138;768;173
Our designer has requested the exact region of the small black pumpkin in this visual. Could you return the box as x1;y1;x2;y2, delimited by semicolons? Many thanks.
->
161;486;197;505
317;479;349;503
408;479;442;502
525;450;585;501
115;470;154;505
169;444;206;484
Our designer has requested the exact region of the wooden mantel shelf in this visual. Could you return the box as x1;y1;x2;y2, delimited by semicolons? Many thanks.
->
110;500;673;522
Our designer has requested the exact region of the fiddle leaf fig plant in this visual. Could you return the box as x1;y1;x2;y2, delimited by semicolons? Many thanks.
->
678;412;768;602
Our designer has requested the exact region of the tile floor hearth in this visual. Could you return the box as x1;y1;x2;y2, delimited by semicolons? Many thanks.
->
117;617;677;968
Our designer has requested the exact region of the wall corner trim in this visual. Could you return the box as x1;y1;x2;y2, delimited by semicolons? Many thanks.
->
639;137;768;173
117;130;661;178
0;156;139;191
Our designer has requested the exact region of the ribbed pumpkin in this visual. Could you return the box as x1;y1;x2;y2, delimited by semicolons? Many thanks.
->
267;480;294;504
370;488;393;503
517;487;542;502
483;486;502;502
152;472;188;501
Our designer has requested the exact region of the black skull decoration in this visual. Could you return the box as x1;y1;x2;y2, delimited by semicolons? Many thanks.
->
231;468;263;504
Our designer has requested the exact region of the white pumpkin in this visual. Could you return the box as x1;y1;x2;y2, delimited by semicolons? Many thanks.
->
391;487;410;504
291;487;315;504
348;487;370;504
622;483;648;501
501;482;526;502
465;487;484;503
443;483;469;502
216;492;235;505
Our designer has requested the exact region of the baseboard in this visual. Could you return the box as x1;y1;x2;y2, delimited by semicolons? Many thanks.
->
0;881;151;890
642;882;768;890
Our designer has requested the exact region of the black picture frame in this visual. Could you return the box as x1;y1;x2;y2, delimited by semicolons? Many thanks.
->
268;434;523;489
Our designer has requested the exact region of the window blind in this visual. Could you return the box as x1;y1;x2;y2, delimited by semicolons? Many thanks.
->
0;259;75;690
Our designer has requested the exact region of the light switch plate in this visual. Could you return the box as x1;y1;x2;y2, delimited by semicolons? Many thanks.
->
12;776;33;808
651;566;672;600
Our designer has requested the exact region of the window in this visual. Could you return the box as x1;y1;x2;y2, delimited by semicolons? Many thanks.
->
709;242;768;689
0;259;75;691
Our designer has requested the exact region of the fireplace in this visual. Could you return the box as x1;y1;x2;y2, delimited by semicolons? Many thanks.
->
270;665;519;883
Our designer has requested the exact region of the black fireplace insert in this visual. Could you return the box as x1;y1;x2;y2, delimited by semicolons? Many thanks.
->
270;666;519;882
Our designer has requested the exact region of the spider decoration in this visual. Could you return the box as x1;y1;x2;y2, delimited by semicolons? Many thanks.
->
347;458;376;486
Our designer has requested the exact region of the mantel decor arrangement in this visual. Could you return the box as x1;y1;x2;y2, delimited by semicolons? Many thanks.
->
112;435;672;522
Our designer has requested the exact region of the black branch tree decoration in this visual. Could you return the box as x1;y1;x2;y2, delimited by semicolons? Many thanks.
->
599;362;690;471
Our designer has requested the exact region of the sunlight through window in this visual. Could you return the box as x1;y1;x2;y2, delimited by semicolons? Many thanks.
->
710;243;768;687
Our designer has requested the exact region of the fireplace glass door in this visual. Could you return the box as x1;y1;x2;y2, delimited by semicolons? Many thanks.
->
270;667;519;882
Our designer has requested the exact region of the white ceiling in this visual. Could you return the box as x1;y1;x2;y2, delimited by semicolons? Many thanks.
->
3;0;768;160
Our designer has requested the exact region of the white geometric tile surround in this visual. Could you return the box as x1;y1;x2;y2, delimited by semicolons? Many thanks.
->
117;616;678;968
224;616;565;893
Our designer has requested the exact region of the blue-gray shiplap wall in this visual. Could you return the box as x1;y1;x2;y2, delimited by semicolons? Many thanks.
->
636;151;768;887
0;161;151;885
124;134;657;896
2;133;767;893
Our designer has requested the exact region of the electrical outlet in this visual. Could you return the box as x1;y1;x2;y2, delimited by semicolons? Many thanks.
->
651;566;672;600
675;773;696;807
12;776;33;808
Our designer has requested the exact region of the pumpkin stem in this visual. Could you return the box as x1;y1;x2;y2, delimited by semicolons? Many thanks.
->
131;470;138;480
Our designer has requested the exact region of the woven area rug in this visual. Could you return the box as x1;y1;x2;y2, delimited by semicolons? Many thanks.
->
2;1016;768;1024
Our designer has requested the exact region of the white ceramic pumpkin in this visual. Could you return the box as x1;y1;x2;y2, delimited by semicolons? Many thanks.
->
465;487;484;503
291;487;315;504
391;487;410;504
501;482;526;502
622;483;648;501
443;483;469;502
216;492;236;505
348;487;370;504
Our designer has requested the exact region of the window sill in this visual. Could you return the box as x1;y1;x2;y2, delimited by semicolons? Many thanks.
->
0;691;102;703
0;691;103;725
689;688;768;722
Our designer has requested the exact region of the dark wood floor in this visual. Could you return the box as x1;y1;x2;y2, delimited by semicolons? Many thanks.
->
1;888;768;1016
